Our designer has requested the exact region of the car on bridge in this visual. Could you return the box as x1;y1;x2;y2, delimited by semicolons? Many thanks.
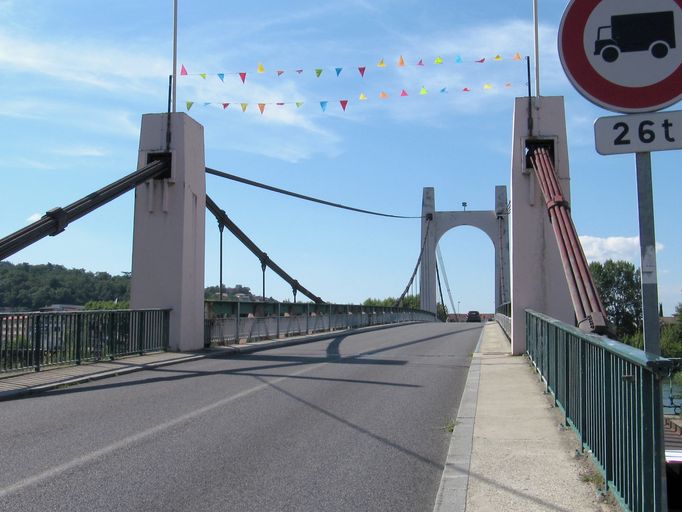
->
466;310;481;322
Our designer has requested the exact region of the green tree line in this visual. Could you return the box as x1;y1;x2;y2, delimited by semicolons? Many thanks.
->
0;262;131;310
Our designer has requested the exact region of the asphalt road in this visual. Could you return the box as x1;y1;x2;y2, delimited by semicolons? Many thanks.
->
0;322;482;512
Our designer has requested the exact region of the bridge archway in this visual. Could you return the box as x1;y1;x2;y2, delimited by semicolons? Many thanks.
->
419;186;509;314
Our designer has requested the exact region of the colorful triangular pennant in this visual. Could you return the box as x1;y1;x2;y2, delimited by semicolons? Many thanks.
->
494;55;502;61
398;55;405;67
417;58;424;66
217;73;224;82
239;72;247;83
420;86;428;95
358;66;366;77
277;70;285;76
315;69;323;77
320;101;328;112
513;52;522;61
240;103;248;112
455;55;463;63
476;58;486;63
400;89;408;97
258;103;266;114
335;67;343;76
222;103;230;109
296;102;304;108
180;65;188;76
186;101;193;111
257;63;265;73
377;58;385;68
359;92;367;100
379;91;388;99
340;100;348;111
200;73;207;79
434;56;443;64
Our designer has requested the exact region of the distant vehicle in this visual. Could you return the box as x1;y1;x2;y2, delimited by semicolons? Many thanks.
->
466;310;481;323
594;11;676;62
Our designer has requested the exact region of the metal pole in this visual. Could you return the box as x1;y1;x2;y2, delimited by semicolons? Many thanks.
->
635;152;660;355
533;0;540;98
261;257;267;300
172;0;178;113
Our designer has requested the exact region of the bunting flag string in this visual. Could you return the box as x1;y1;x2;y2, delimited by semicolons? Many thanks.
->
184;81;521;114
179;52;524;82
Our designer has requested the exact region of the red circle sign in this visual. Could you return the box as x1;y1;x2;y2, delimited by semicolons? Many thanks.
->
559;0;682;113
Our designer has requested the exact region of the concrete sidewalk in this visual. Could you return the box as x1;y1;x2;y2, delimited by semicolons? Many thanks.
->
435;322;614;511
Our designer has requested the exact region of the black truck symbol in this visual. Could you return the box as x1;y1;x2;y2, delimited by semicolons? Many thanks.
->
594;11;676;62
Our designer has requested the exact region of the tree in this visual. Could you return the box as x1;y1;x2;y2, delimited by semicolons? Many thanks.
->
589;260;641;340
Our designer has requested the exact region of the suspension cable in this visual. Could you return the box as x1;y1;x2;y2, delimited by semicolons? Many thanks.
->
435;255;446;316
394;219;431;307
205;167;422;219
436;244;456;314
0;159;170;261
205;194;324;304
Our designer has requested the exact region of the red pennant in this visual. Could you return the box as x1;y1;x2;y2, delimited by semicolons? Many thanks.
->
222;103;230;109
463;87;471;92
340;100;348;111
239;72;247;83
277;70;285;76
180;64;188;76
400;89;408;96
358;66;366;77
476;58;485;63
417;59;424;66
258;103;266;114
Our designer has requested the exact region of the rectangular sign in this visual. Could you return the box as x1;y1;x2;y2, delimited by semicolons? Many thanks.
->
594;111;682;155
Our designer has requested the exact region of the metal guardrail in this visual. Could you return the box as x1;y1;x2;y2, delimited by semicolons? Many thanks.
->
494;302;511;339
526;310;670;512
0;309;170;374
204;301;436;346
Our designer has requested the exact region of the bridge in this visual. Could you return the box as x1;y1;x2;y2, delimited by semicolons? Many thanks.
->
0;96;677;511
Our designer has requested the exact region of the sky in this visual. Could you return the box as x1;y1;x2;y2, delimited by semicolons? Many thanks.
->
0;0;680;315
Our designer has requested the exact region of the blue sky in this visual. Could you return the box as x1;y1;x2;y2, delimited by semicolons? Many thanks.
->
0;0;680;315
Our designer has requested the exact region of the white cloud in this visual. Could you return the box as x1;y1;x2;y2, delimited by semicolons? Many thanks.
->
579;235;664;263
26;212;41;223
52;146;108;158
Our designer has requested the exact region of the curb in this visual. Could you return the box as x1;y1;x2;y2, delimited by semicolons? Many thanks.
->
432;325;485;512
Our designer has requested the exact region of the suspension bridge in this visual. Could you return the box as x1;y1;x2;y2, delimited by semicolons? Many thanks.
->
0;96;677;511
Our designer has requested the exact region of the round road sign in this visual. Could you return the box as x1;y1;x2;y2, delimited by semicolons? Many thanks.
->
559;0;682;113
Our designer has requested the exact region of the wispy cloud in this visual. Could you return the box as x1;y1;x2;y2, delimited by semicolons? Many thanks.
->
580;235;664;264
52;146;108;157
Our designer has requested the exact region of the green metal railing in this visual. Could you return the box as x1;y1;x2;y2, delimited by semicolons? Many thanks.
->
494;301;511;339
204;300;437;346
0;309;170;374
526;310;671;512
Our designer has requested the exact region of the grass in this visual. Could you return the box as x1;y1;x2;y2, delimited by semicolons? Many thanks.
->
580;468;605;488
442;418;459;433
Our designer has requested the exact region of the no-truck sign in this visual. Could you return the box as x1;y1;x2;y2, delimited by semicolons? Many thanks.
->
559;0;682;113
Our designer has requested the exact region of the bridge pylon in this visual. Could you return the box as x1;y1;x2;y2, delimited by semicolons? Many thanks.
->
130;113;206;351
419;186;510;315
510;96;575;354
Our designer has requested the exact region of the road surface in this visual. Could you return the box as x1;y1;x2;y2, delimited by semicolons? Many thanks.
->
0;322;481;511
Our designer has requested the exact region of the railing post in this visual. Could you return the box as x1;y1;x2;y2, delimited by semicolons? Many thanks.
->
164;310;170;350
34;315;42;372
138;311;145;355
276;302;280;339
579;337;587;451
306;304;310;334
108;312;115;359
236;302;241;344
76;314;82;365
603;352;613;492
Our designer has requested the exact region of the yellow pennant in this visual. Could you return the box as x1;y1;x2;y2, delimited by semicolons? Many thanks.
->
257;63;265;73
240;103;248;112
200;73;207;79
494;54;503;61
377;58;386;68
483;83;493;90
359;92;368;100
419;86;428;95
434;56;443;64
